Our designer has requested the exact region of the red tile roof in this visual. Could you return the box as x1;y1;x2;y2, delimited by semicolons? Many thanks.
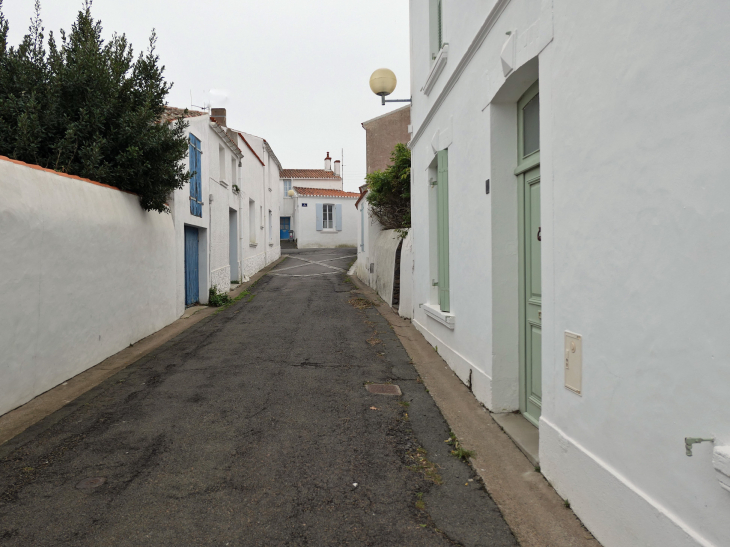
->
280;169;341;180
294;187;360;198
161;107;207;123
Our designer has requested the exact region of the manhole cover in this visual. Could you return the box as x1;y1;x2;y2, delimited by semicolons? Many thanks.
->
366;384;402;396
76;477;106;490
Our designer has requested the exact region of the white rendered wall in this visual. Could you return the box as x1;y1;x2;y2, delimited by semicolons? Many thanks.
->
0;158;178;417
237;131;280;277
538;2;730;546
355;200;383;288
288;178;343;191
293;196;359;249
408;0;730;545
372;230;401;306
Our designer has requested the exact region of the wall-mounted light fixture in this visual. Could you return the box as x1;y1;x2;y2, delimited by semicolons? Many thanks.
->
369;68;411;106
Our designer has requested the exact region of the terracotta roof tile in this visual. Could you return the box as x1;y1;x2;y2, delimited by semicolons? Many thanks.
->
161;107;207;123
280;169;341;180
294;187;359;198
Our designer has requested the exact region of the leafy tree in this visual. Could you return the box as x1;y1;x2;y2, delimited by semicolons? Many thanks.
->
0;0;189;212
365;142;411;230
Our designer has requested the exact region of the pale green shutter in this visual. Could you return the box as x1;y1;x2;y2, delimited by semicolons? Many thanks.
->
437;149;450;312
437;0;443;50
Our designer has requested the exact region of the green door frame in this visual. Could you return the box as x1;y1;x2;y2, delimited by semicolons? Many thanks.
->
516;81;541;427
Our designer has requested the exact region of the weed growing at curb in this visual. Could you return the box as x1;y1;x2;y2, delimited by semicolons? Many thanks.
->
415;492;426;510
445;431;476;461
407;447;443;485
208;287;232;307
348;297;372;310
398;401;410;408
564;499;571;509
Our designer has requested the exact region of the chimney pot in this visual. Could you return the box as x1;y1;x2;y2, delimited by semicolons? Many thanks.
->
334;160;341;177
324;152;332;171
211;107;227;127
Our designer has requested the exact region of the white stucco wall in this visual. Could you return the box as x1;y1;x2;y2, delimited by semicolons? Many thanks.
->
355;198;383;287
409;1;730;546
235;131;280;278
293;196;359;248
372;230;401;306
0;158;178;417
538;2;730;546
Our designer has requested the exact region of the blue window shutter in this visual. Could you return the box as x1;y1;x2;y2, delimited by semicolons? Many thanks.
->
316;203;323;231
189;139;196;215
335;204;343;231
189;134;203;217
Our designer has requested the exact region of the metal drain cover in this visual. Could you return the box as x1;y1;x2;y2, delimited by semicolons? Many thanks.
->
76;477;106;490
366;384;402;396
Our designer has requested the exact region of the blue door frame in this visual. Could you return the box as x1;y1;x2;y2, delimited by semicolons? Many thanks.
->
184;226;199;306
280;216;291;240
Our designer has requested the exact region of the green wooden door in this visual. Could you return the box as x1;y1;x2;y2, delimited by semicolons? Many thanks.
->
521;168;541;425
517;82;541;426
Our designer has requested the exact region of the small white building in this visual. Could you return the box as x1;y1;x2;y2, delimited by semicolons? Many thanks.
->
280;153;359;248
407;1;730;546
168;107;281;312
230;129;282;277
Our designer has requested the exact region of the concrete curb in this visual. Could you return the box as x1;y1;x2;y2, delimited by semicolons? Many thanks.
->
0;256;287;448
347;273;600;547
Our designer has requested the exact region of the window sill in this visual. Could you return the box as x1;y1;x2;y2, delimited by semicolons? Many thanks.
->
321;229;338;233
421;302;455;329
422;43;449;96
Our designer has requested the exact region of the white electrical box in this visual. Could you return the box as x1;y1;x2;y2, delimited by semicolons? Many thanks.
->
564;331;582;395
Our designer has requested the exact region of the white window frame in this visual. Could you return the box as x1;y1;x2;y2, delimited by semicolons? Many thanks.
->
323;204;334;230
283;179;292;194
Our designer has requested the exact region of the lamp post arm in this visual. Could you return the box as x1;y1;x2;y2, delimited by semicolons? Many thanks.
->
382;96;412;105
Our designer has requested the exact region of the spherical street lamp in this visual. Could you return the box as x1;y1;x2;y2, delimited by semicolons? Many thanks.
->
287;189;295;197
369;68;397;97
369;68;411;106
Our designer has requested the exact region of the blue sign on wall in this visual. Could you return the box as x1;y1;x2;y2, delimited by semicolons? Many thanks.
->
302;203;308;207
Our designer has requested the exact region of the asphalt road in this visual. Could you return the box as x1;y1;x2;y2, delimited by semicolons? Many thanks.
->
0;249;517;547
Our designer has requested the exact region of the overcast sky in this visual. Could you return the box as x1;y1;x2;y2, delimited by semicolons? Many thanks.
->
4;0;411;191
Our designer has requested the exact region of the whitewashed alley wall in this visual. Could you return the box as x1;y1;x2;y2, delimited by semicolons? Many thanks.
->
0;158;177;417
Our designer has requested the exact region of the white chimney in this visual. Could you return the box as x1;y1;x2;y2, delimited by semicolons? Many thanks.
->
334;160;341;177
324;152;332;171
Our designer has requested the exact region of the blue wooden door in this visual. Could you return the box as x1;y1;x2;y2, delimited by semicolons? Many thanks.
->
280;217;291;240
184;226;199;306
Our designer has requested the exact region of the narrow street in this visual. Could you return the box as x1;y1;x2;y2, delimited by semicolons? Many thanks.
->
0;249;516;547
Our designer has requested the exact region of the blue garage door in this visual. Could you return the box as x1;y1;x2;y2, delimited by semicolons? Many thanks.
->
184;226;199;306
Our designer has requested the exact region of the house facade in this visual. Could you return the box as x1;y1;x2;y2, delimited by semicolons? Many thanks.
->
168;107;281;313
280;153;359;248
408;1;730;546
231;129;282;277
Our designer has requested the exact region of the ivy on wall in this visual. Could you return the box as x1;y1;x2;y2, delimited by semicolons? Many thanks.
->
365;143;411;230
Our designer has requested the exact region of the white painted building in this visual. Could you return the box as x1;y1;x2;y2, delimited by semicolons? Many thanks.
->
407;1;730;546
280;153;359;248
168;107;281;312
231;129;282;277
